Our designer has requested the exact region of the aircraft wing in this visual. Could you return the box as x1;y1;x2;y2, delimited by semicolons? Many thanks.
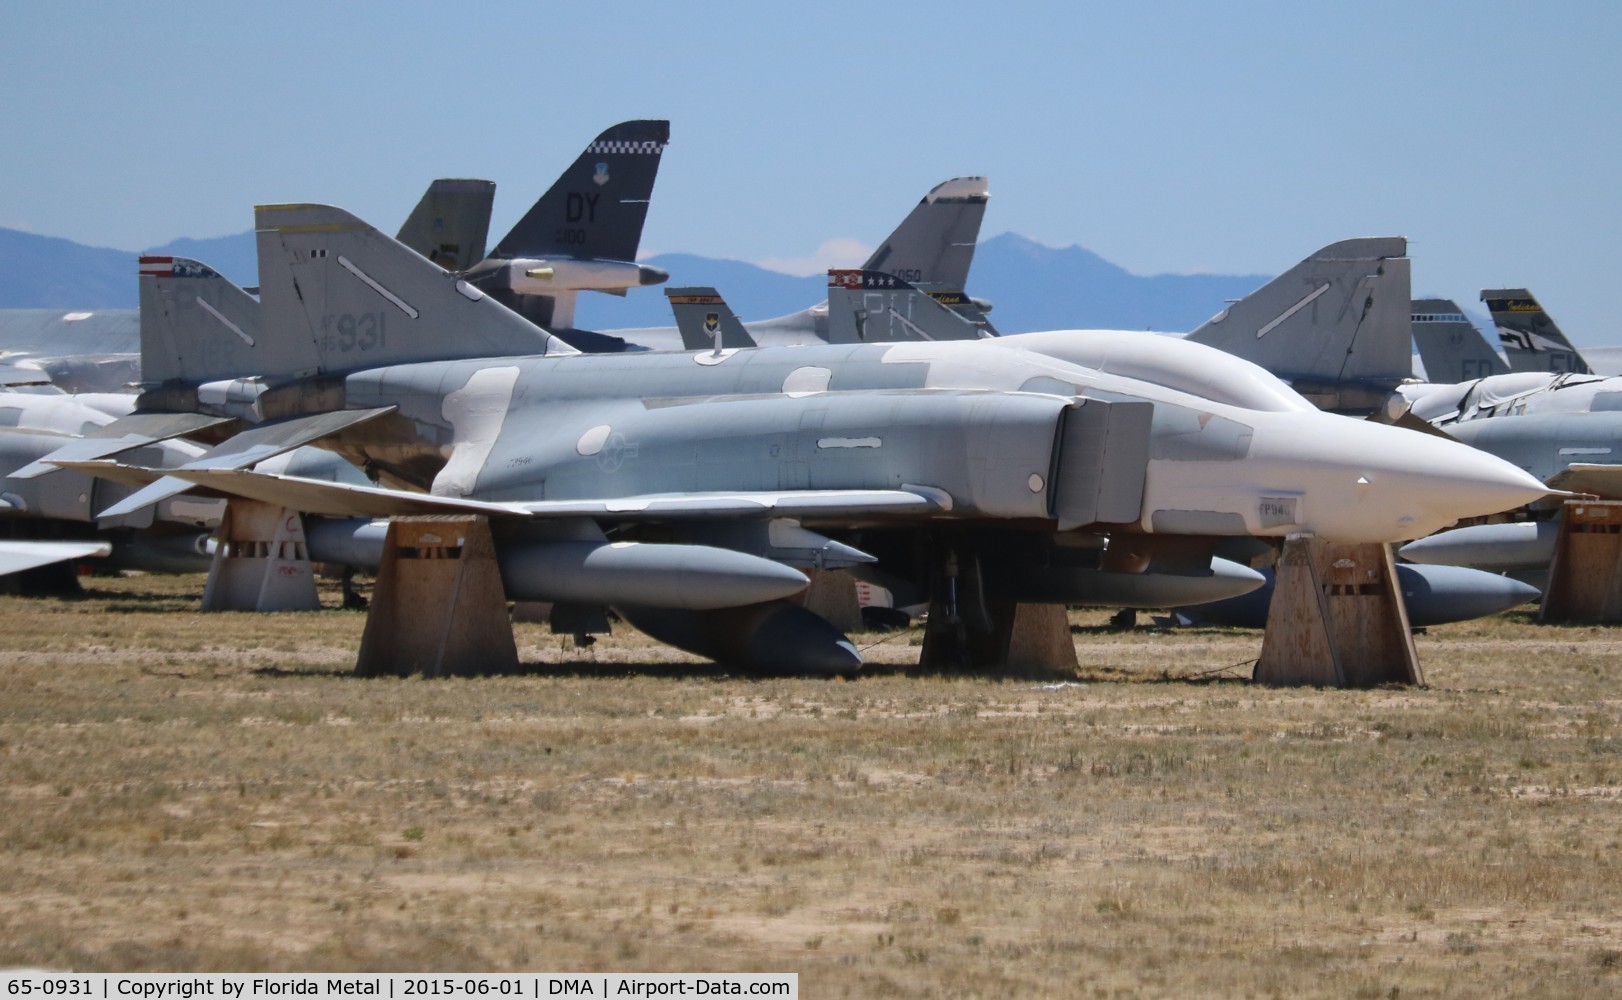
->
136;467;951;523
94;407;396;519
10;412;236;479
47;459;168;489
0;540;112;577
153;468;535;518
1547;463;1622;500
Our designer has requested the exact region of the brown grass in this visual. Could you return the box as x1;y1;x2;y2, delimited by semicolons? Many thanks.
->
1;573;1619;997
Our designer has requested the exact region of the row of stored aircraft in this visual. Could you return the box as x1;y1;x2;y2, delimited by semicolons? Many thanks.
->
0;119;1608;669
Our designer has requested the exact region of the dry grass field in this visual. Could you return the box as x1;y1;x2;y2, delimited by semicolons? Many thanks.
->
2;572;1620;997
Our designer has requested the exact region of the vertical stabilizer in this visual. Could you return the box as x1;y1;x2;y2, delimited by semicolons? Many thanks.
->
1187;237;1412;411
488;120;670;263
1483;288;1591;375
1411;298;1508;382
667;288;757;350
139;255;276;386
396;178;496;272
826;270;989;343
862;176;989;295
254;203;573;381
465;121;672;330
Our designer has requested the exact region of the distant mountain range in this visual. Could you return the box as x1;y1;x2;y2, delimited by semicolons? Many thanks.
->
0;227;1271;335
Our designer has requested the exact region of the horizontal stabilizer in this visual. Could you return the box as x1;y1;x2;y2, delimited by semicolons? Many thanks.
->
151;468;536;519
10;412;234;479
0;540;111;577
95;407;395;519
48;459;167;489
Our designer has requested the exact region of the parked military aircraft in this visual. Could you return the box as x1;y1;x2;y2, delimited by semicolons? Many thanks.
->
1411;298;1510;383
456;119;672;344
1487;288;1595;376
35;203;1553;673
610;177;997;351
0;119;673;388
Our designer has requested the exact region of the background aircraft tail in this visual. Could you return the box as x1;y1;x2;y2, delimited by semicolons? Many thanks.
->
666;287;757;350
395;178;496;273
465;120;671;330
1411;298;1507;382
862;176;988;295
253;203;572;382
139;255;271;387
1186;236;1412;412
1483;288;1592;375
487;120;670;263
825;270;989;343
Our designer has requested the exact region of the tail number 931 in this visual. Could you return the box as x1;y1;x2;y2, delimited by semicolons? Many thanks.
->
320;312;387;353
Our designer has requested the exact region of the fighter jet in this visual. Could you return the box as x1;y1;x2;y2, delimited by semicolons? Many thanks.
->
0;119;673;390
1411;299;1509;383
1486;288;1596;376
41;204;1551;673
0;386;222;584
455;120;672;344
610;177;998;351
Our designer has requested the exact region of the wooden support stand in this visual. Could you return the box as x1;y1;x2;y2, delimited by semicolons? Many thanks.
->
1254;535;1422;688
919;598;1077;673
789;568;863;634
355;516;518;677
201;500;320;612
1540;499;1622;624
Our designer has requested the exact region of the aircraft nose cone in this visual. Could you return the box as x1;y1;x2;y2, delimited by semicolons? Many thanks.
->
1384;433;1551;520
1341;425;1552;541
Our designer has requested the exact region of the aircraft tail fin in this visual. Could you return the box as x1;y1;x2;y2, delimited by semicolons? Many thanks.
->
1186;237;1412;412
1411;298;1508;382
862;176;989;295
667;288;757;350
395;178;496;272
1483;288;1592;375
826;270;990;343
252;203;573;382
138;255;271;387
488;120;670;263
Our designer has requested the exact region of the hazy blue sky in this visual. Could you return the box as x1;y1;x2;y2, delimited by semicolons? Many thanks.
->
4;2;1619;341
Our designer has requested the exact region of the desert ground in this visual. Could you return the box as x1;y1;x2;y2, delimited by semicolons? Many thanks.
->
1;572;1619;998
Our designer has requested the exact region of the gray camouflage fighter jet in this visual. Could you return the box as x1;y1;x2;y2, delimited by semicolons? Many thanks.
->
614;177;998;351
0;119;673;387
44;204;1552;674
